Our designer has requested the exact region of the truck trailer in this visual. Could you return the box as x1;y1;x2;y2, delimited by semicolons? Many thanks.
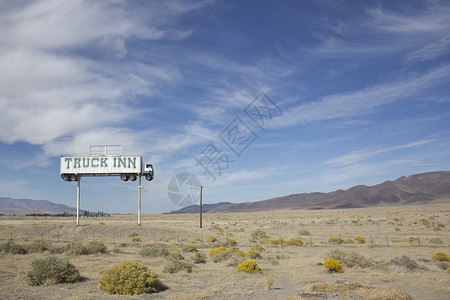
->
60;156;154;182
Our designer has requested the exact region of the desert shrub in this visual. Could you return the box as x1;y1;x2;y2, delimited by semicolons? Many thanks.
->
250;229;268;241
305;240;314;245
328;249;372;268
128;232;138;238
211;251;232;263
324;259;343;273
168;252;184;261
447;267;450;273
364;285;414;300
245;250;262;259
98;261;161;295
435;261;450;270
286;238;303;246
432;251;450;262
1;241;28;254
328;237;344;244
343;238;354;244
139;246;169;257
182;244;197;252
27;240;51;252
269;238;285;245
298;229;310;235
209;247;231;255
236;260;262;273
192;237;203;243
65;242;88;255
27;256;80;286
193;252;206;264
407;237;419;243
354;236;366;244
251;243;265;252
429;238;443;244
234;249;245;257
163;260;192;273
131;236;141;243
390;256;421;271
226;238;238;246
86;241;107;254
206;236;217;243
270;259;280;265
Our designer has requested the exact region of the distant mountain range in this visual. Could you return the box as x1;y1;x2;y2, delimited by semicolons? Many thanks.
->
167;171;450;214
164;202;232;214
0;197;82;215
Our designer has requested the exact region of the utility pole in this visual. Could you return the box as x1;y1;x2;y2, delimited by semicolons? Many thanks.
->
138;175;142;225
200;185;203;228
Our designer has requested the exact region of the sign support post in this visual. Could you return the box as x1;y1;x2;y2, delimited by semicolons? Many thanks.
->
76;175;81;226
138;175;142;225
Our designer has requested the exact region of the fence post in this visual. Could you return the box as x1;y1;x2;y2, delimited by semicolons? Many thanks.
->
370;235;373;247
386;235;389;247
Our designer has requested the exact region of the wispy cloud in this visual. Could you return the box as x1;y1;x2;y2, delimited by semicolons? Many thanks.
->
324;139;436;167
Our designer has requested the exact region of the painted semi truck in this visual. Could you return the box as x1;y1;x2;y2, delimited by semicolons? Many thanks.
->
60;156;154;182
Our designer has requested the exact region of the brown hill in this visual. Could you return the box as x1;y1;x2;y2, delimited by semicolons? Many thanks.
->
0;197;82;215
211;171;450;213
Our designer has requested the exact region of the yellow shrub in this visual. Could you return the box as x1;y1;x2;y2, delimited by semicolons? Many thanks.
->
209;247;231;255
207;236;217;243
324;259;343;273
237;260;262;273
226;238;238;246
286;238;303;246
354;236;365;244
251;244;265;252
131;236;141;243
432;251;450;262
269;238;285;245
234;249;246;257
98;261;160;295
328;237;344;244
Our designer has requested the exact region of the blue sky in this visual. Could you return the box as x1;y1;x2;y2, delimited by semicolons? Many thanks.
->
0;0;449;214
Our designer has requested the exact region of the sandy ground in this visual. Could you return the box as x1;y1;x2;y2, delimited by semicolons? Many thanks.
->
0;203;449;299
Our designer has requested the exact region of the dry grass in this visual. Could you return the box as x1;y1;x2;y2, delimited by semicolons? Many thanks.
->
0;203;449;299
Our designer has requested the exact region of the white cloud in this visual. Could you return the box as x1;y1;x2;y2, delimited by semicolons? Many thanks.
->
323;139;436;167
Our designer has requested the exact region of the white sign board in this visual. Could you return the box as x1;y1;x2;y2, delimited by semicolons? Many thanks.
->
60;156;142;175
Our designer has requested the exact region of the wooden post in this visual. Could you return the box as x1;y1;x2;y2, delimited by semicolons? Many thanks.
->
76;176;81;226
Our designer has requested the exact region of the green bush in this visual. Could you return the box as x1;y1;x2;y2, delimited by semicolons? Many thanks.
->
436;261;450;270
98;261;161;295
182;244;197;252
27;240;51;252
139;246;169;257
193;252;206;264
27;256;80;286
210;250;232;263
168;252;184;261
86;241;107;254
324;258;343;273
163;260;192;274
0;241;28;254
327;249;372;268
429;238;444;244
65;242;88;255
237;260;262;273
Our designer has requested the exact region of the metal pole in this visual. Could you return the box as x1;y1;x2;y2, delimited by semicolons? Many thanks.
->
200;185;203;228
76;175;81;226
138;175;142;225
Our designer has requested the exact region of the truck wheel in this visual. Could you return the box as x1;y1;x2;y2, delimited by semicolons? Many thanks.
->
121;174;130;181
145;174;153;181
129;174;137;181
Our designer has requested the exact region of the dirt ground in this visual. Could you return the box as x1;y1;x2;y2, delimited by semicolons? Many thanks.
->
0;203;449;299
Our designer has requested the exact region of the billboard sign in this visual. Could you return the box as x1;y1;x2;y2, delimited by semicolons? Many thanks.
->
60;156;142;175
